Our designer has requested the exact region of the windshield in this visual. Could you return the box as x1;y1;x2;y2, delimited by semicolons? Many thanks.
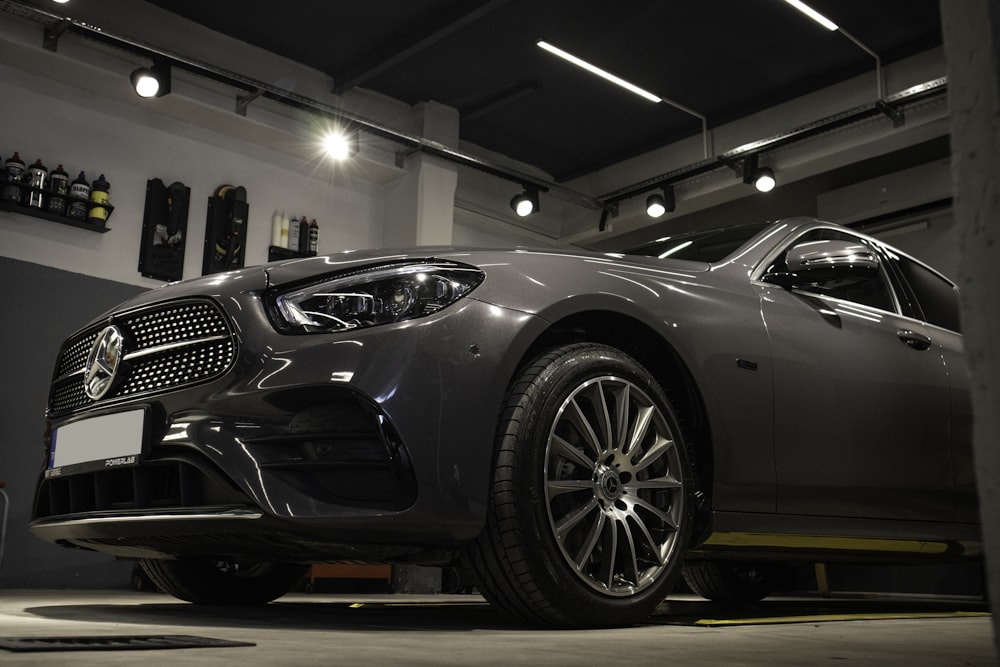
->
623;222;771;263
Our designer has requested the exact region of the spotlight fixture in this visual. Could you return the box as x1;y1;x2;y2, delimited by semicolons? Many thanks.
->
742;155;776;193
510;189;540;217
646;195;666;218
753;167;776;193
645;185;675;218
322;129;359;161
130;58;171;98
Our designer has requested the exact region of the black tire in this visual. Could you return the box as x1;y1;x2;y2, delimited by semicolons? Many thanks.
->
139;557;307;605
465;343;694;627
682;562;779;602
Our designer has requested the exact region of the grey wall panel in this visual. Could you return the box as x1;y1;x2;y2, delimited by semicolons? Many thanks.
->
0;256;144;588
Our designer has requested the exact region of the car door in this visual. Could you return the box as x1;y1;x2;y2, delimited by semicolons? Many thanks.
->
884;251;975;523
756;228;954;521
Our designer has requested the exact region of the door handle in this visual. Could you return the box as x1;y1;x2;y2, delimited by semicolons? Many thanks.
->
897;330;932;350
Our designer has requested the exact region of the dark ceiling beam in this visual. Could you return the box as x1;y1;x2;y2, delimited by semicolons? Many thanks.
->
333;0;508;95
461;81;538;122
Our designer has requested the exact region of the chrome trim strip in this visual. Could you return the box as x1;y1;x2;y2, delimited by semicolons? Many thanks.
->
34;509;263;528
55;368;86;383
53;335;230;383
123;334;229;361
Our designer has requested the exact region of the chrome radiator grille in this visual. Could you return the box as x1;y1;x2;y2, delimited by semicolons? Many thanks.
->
49;299;236;415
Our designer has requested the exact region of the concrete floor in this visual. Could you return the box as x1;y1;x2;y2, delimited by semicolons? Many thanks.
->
0;589;993;666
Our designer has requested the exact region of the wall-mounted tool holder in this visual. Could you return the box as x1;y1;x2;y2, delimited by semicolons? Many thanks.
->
202;184;248;276
138;178;190;282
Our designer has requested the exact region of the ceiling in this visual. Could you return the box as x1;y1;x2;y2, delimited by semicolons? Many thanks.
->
144;0;943;183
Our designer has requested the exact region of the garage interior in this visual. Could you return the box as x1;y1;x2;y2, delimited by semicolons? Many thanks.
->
0;0;996;663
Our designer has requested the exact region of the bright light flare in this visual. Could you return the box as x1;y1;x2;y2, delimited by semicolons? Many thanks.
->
323;132;352;160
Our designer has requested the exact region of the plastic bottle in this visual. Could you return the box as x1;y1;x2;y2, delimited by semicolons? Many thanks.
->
47;164;69;215
270;209;282;246
308;218;319;255
67;171;90;220
288;213;300;250
87;174;111;225
279;211;289;248
298;214;309;254
26;158;48;208
1;152;25;202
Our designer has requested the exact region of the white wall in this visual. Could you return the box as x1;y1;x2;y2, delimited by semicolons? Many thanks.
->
0;66;384;288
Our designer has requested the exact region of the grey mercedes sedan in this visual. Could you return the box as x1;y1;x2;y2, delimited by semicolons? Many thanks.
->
31;217;977;627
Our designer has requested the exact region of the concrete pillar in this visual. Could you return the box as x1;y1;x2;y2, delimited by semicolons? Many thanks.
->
383;101;460;247
940;0;1000;656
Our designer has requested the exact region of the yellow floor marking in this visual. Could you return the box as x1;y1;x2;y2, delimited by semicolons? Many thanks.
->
693;611;991;626
701;532;950;554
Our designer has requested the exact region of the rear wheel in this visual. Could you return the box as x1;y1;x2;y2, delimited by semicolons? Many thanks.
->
682;562;781;602
466;343;694;627
139;557;307;605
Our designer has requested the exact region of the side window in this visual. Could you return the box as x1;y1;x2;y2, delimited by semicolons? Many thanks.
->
764;229;896;312
894;256;962;333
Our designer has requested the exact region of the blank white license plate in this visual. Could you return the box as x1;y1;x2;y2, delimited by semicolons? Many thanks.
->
50;409;146;471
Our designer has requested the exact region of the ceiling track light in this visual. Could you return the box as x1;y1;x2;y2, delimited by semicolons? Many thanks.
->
742;155;776;193
510;188;540;217
130;58;171;98
754;167;776;193
645;185;675;218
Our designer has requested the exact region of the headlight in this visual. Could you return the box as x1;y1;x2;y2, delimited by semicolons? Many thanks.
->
271;261;485;333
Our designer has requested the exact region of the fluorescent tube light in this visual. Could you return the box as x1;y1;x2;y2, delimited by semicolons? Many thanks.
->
783;0;838;31
537;40;661;103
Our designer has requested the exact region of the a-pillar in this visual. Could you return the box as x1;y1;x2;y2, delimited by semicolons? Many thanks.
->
941;0;1000;657
383;100;460;248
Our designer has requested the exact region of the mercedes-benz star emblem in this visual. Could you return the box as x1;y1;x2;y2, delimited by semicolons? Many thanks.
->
84;325;125;400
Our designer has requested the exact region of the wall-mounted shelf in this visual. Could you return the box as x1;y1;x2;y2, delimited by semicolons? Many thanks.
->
0;195;112;233
268;245;312;261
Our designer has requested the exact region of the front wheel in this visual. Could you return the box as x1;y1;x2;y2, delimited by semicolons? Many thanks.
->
466;343;694;627
139;557;307;605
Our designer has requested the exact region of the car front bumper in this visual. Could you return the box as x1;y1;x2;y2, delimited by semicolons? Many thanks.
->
31;289;545;561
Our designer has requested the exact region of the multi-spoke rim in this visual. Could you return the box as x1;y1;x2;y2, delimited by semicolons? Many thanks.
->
544;375;685;597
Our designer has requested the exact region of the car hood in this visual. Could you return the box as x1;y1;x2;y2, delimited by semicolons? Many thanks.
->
259;245;710;286
89;245;714;325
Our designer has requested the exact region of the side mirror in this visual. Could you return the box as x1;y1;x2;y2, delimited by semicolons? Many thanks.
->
762;239;880;288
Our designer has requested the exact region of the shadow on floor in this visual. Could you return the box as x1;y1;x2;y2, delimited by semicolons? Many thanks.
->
23;593;990;633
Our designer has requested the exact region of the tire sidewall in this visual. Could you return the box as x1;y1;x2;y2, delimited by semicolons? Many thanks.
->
508;344;694;625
